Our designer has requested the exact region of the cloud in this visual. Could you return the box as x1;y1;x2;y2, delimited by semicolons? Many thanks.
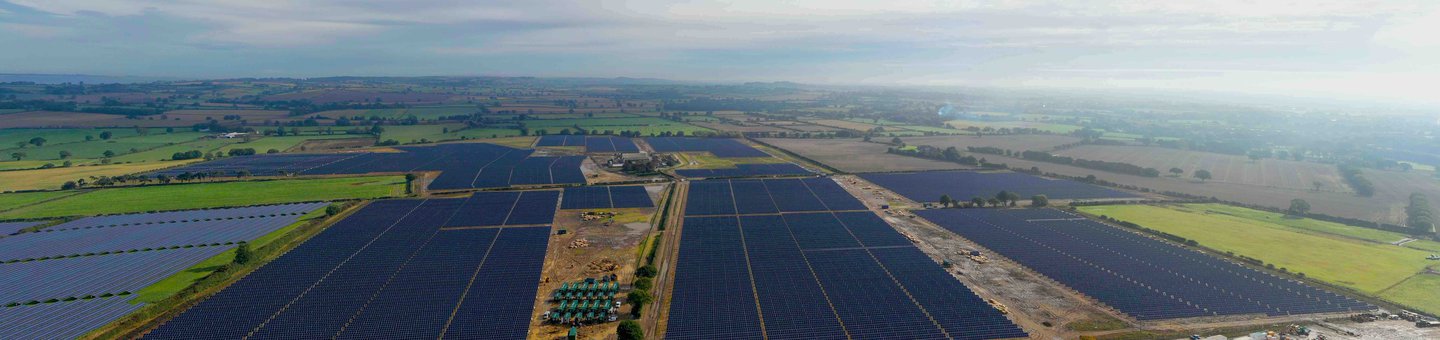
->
1;22;68;38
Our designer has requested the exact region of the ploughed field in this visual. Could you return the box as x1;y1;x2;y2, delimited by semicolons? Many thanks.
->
1053;145;1351;193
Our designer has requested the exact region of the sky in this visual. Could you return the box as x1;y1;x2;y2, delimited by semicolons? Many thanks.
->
1;0;1438;106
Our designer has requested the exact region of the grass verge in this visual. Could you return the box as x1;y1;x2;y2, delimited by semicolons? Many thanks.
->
0;175;405;219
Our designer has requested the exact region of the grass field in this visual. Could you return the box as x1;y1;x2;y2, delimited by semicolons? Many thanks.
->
1054;145;1349;193
675;152;789;169
104;138;241;163
0;176;406;219
212;134;361;154
1;131;208;162
0;190;79;212
1378;274;1440;315
0;128;145;149
1078;203;1436;311
0;160;200;192
522;117;712;136
943;119;1083;134
379;123;469;143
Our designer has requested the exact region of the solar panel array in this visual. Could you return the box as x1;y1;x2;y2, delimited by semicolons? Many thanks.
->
146;194;557;339
645;137;769;157
0;296;144;340
154;143;586;190
861;171;1137;203
537;135;640;153
685;178;867;216
667;178;1026;340
0;221;43;236
916;209;1374;320
673;163;812;178
0;247;228;306
0;203;322;262
560;186;654;209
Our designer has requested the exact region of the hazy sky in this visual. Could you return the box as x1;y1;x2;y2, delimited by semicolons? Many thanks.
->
2;1;1438;105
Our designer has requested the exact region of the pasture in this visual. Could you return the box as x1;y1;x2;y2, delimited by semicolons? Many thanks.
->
0;176;405;219
1;131;208;162
0;111;199;128
1379;274;1440;316
757;138;967;173
1078;204;1436;311
1054;145;1351;193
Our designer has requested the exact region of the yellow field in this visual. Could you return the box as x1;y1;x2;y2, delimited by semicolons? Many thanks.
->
0;160;199;191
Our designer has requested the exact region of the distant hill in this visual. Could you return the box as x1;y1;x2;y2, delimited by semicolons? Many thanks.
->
0;73;179;84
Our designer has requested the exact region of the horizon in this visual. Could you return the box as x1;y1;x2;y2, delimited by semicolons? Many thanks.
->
3;1;1439;108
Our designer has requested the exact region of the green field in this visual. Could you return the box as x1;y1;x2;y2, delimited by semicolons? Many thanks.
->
0;160;200;192
130;208;329;302
104;138;241;163
0;176;406;219
943;119;1082;134
1;131;208;162
1079;203;1437;313
212;134;362;154
0;128;146;149
0;190;79;212
1379;274;1440;315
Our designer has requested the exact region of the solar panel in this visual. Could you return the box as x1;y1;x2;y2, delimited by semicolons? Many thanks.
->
608;186;654;208
645;137;769;158
562;187;612;209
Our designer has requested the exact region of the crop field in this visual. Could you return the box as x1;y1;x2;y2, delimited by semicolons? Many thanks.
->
645;137;769;157
918;208;1372;320
1077;204;1435;314
522;117;711;136
260;89;455;105
905;134;1083;153
158;110;294;124
0;111;201;129
807;118;882;131
758;138;967;173
316;106;476;120
944;119;1083;134
667;178;1025;339
0;190;76;210
147;196;555;339
689;121;791;133
378;123;468;143
0;128;147;149
157;142;586;190
1054;145;1351;193
0;160;200;192
0;176;405;219
210;134;361;154
861;170;1137;203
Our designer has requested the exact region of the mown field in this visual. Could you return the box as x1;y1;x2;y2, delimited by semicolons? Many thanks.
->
0;190;79;210
0;176;406;219
1078;203;1439;315
1055;145;1351;193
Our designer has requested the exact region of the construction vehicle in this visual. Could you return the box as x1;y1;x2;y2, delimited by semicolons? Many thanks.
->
986;299;1009;314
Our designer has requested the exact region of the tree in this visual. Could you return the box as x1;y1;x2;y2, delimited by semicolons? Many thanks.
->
633;277;654;291
404;173;418;194
28;137;46;147
636;264;658;278
1287;199;1310;216
1169;167;1184;177
1312;181;1323;191
9;152;23;161
58;150;71;159
1031;194;1049;207
939;195;953;208
232;242;252;265
617;320;645;340
62;181;78;190
971;197;984;208
627;289;653;317
325;205;343;217
987;198;1001;207
102;150;116;158
891;137;902;145
1193;169;1212;182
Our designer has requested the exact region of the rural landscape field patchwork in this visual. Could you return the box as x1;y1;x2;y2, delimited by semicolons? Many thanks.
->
1;72;1439;340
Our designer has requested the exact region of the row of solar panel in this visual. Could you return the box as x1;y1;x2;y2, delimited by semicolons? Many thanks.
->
145;197;555;339
0;221;43;236
684;178;867;216
47;202;327;231
673;163;812;178
860;171;1137;203
645;137;769;158
560;186;655;209
667;212;1027;340
536;135;641;153
154;143;586;190
916;209;1373;320
0;246;229;306
0;296;143;340
0;214;304;262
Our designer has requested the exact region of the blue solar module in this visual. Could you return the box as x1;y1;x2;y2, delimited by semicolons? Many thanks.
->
737;215;849;339
862;171;1136;203
801;177;867;211
443;226;550;340
762;179;828;212
806;249;949;339
335;227;499;339
562;187;612;209
870;246;1029;340
0;246;229;306
47;202;325;231
781;213;862;250
684;180;736;216
608;185;654;208
536;135;568;146
0;221;43;236
830;211;913;248
0;212;314;262
505;190;560;225
728;180;778;215
510;157;559;185
607;136;640;153
549;156;588;184
645;137;769;158
666;216;764;340
147;198;558;340
0;296;144;340
916;209;1373;320
443;192;519;227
